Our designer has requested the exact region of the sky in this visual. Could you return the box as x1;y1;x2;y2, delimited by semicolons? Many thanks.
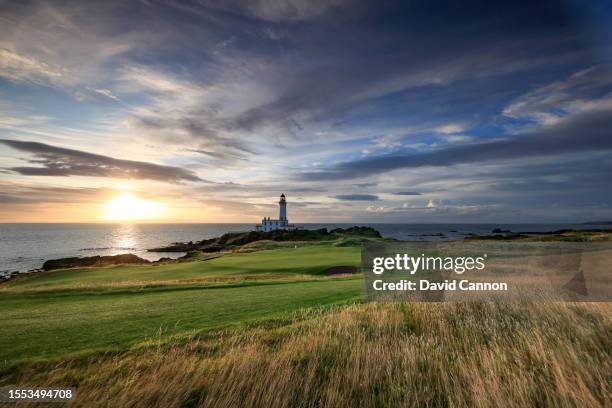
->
1;0;611;223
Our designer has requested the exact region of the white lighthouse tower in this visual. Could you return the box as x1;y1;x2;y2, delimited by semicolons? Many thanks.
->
255;193;296;232
279;193;287;220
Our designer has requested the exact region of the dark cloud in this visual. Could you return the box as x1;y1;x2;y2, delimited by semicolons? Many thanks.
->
228;0;595;134
1;0;611;222
300;109;612;180
0;182;106;204
334;194;379;201
192;0;355;22
466;155;612;206
287;187;327;193
129;115;255;161
0;140;202;183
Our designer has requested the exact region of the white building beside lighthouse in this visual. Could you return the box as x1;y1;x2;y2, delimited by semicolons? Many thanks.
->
255;194;296;232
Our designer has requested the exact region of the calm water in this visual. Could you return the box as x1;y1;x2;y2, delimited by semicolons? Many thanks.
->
0;223;607;276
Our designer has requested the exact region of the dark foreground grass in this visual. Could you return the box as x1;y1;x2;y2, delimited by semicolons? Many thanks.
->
2;302;610;407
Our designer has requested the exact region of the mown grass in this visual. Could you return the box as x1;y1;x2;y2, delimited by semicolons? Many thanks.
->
2;244;359;291
0;279;362;362
0;244;362;362
3;302;610;407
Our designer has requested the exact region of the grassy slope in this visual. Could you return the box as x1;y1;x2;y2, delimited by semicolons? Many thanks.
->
4;302;611;407
0;245;362;362
2;238;611;406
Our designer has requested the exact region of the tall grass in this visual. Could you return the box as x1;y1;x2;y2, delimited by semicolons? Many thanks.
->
6;302;611;407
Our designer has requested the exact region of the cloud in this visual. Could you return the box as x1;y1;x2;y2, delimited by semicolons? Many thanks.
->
118;65;205;99
334;194;379;201
287;187;327;193
0;182;105;204
366;201;497;215
130;114;255;160
0;3;134;90
191;0;353;22
0;49;64;85
118;64;266;161
365;202;433;213
394;191;421;196
503;65;612;127
227;8;594;136
2;0;605;166
74;88;122;102
299;108;612;180
1;1;610;223
433;123;471;134
0;139;202;183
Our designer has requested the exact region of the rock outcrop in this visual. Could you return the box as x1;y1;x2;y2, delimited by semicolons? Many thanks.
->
42;254;150;271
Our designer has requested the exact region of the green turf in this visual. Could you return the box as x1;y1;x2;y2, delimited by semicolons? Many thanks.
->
0;244;363;363
4;244;360;291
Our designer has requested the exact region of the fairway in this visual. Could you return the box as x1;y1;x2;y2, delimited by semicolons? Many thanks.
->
0;244;363;362
3;244;360;291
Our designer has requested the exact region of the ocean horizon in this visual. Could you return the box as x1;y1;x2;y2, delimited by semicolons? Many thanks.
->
1;222;609;275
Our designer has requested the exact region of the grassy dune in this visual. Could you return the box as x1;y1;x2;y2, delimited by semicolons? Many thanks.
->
3;302;610;407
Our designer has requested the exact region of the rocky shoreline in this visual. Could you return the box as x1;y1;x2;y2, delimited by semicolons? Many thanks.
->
42;253;152;271
0;226;382;282
0;254;176;281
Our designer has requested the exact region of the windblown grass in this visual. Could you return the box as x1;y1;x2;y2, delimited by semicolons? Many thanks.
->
4;301;610;407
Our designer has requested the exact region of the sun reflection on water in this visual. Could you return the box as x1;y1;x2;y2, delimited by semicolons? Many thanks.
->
112;223;137;252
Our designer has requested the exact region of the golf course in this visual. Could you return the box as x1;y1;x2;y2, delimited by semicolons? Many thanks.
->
0;244;363;362
1;231;610;407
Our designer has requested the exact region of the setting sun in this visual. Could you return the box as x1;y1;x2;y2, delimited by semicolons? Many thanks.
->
103;192;165;221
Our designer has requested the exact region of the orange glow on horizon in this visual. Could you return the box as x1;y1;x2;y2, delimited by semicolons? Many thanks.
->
103;192;166;221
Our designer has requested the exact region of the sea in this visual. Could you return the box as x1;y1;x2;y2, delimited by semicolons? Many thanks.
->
0;223;608;277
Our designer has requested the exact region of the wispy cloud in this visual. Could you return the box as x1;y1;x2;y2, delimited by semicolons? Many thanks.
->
299;108;612;180
0;1;610;222
503;65;612;127
393;191;422;196
0;140;202;183
366;201;497;215
0;49;63;85
176;0;354;22
334;194;379;201
0;181;105;204
432;123;471;134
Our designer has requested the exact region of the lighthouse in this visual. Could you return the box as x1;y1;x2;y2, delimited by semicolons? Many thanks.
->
279;193;287;220
255;193;296;232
